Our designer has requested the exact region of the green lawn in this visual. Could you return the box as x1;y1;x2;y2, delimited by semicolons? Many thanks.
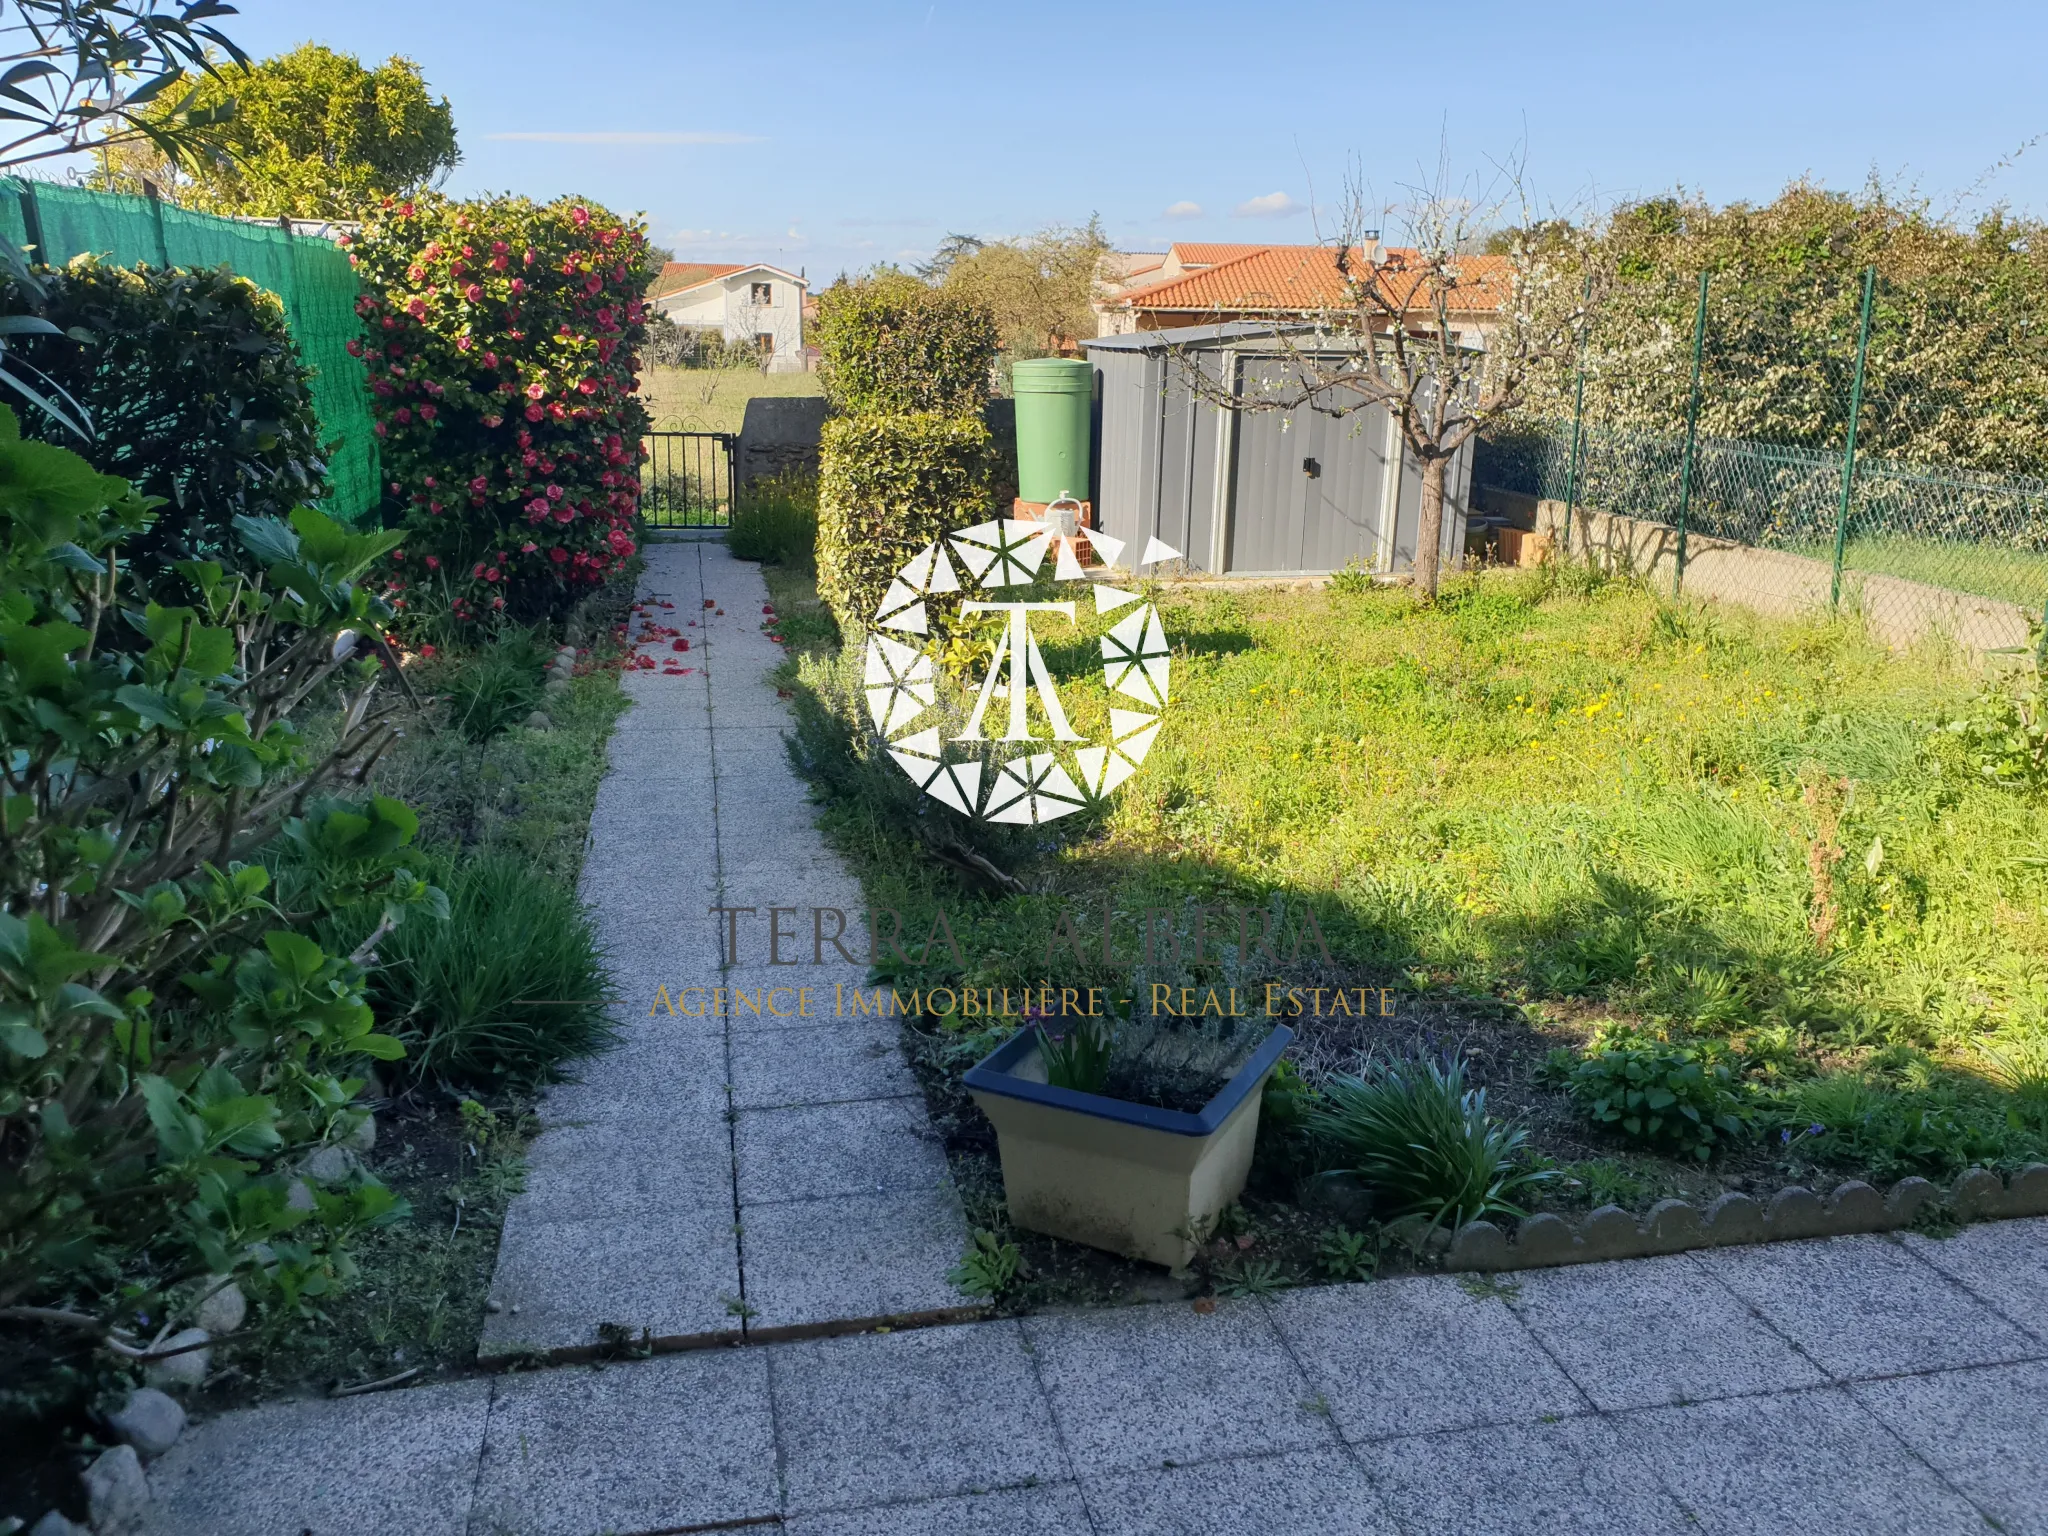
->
639;364;823;434
781;559;2048;1202
1836;534;2048;611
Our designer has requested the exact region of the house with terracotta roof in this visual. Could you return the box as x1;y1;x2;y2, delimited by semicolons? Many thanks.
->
1095;240;1507;345
647;261;809;372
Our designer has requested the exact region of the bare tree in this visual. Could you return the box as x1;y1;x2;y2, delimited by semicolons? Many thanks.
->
1168;150;1593;599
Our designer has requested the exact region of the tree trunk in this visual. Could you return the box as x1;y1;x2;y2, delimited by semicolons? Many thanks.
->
1412;453;1448;602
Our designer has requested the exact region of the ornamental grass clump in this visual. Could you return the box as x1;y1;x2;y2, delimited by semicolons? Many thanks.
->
1310;1050;1550;1229
344;192;655;626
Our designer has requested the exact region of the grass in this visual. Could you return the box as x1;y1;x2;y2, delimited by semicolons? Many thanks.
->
779;555;2048;1225
1836;534;2048;611
639;364;823;435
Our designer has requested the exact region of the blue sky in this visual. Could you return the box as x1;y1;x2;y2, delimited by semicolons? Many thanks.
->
239;0;2048;281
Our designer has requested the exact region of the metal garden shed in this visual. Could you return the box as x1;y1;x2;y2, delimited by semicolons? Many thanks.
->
1081;322;1473;577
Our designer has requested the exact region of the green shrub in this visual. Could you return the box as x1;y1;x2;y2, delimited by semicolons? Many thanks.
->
442;628;547;742
1551;1038;1750;1161
4;256;328;573
0;410;435;1348
1768;1070;2041;1180
345;191;655;626
345;851;616;1087
1309;1052;1550;1228
815;273;998;416
729;470;819;565
816;412;994;633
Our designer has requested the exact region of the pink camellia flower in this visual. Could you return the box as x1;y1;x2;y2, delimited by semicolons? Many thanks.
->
424;242;443;260
472;563;487;579
464;284;482;302
583;275;602;297
400;201;415;217
482;413;503;428
424;476;437;488
548;401;567;420
577;378;597;395
608;529;635;555
521;541;537;554
523;248;536;265
510;278;526;296
553;504;574;524
346;338;363;357
546;483;564;500
469;475;488;493
526;382;545;400
596;307;614;328
485;351;500;368
425;555;440;570
550;546;569;564
456;335;473;351
406;298;426;319
525;497;550;516
484;567;501;583
429;501;443;514
491;253;508;271
407;263;427;282
525;403;544;422
571;205;590;226
394;407;413;424
419;404;438;422
493;594;505;610
381;316;397;331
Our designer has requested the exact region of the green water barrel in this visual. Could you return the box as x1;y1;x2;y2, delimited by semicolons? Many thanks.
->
1012;358;1094;504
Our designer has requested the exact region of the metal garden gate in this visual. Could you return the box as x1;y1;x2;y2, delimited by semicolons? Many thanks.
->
641;431;736;529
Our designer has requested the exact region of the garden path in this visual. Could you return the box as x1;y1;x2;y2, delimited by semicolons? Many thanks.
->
144;1217;2048;1533
476;536;973;1360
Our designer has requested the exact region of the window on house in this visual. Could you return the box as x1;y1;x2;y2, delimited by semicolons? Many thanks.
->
755;332;775;356
751;282;773;306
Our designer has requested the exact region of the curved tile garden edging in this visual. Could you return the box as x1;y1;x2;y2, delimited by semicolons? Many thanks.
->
1441;1163;2048;1271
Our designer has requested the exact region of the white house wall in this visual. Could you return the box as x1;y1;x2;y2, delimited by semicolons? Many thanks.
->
653;269;807;373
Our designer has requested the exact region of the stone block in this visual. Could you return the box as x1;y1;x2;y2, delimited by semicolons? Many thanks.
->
1901;1217;2048;1345
734;1098;950;1206
191;1279;245;1336
1822;1180;1884;1233
1267;1276;1588;1441
107;1388;185;1459
1640;1198;1705;1254
727;1021;916;1111
1763;1185;1827;1240
140;1329;208;1391
1022;1300;1332;1476
1883;1176;1939;1227
1510;1212;1579;1266
1950;1166;2007;1219
83;1445;148;1534
771;1322;1070;1514
1084;1449;1397;1536
1445;1220;1510;1271
784;1484;1091;1536
1701;1191;1764;1245
2006;1163;2048;1217
741;1185;971;1335
1851;1359;2048;1535
470;1350;776;1536
1578;1204;1646;1261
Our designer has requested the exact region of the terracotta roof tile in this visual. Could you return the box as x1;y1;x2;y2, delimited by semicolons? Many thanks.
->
648;261;747;299
1115;245;1508;316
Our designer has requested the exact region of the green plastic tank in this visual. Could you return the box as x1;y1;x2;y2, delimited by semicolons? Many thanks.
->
1011;358;1094;504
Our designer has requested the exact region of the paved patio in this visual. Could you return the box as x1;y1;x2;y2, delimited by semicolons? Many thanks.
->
144;1217;2048;1533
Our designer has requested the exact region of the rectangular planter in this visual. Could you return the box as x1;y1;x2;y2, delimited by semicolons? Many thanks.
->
963;1024;1292;1268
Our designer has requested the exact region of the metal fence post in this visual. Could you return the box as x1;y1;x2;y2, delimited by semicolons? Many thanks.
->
1672;271;1710;597
1830;265;1877;612
1559;273;1591;557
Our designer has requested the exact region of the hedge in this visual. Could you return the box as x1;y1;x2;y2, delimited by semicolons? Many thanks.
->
816;411;994;633
3;257;327;573
815;274;998;418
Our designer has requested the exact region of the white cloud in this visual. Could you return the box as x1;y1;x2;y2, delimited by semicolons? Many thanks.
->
1162;201;1203;221
485;131;761;145
1233;191;1304;219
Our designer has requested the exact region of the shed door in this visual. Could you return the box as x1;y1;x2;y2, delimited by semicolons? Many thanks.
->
1225;357;1391;574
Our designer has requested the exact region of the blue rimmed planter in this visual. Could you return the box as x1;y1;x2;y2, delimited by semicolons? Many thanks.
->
963;1024;1292;1268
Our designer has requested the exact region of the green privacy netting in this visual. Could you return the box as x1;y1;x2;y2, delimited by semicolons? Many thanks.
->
3;180;379;523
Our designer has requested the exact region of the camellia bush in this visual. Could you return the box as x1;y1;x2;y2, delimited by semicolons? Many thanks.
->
343;192;654;625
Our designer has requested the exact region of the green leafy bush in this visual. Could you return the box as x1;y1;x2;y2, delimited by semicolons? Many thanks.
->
0;408;435;1346
728;470;819;565
1309;1052;1550;1228
1552;1038;1750;1161
4;256;329;572
1933;640;2048;795
442;628;547;742
343;851;615;1087
344;192;654;625
815;273;998;416
816;412;993;633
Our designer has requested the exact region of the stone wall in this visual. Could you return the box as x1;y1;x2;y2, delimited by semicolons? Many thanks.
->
736;396;830;487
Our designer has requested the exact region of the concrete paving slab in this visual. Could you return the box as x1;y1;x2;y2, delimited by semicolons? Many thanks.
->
1023;1299;1334;1475
1851;1361;2048;1536
142;1378;490;1536
742;1186;972;1333
772;1321;1069;1513
1507;1250;1828;1410
468;1350;777;1536
586;771;719;847
1266;1276;1591;1442
1900;1219;2048;1345
511;1110;731;1223
533;1018;727;1128
783;1483;1091;1536
600;725;713;781
735;1098;951;1206
1359;1416;1695;1535
478;1200;741;1358
1694;1232;2036;1379
1081;1448;1396;1536
729;1021;916;1109
1630;1386;1985;1535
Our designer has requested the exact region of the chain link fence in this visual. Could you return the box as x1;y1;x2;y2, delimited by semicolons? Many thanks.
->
1477;264;2048;653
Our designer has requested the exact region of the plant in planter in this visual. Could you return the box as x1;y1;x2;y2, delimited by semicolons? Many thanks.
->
964;1006;1293;1268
